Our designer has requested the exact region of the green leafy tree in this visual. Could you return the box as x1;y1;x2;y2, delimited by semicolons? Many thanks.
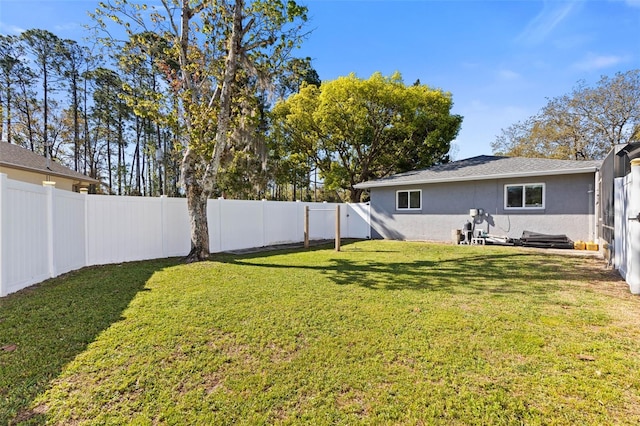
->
20;29;65;162
117;31;175;196
265;57;320;200
11;62;39;151
93;0;308;261
271;72;462;202
492;69;640;160
276;56;321;99
58;39;90;172
0;35;22;144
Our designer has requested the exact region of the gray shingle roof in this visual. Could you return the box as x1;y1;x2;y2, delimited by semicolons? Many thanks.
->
355;155;601;189
0;142;98;184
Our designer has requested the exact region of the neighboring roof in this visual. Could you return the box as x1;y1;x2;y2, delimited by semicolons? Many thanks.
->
0;142;98;185
354;155;602;189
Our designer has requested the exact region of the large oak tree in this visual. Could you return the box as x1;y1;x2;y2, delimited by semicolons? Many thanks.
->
271;72;463;202
492;69;640;160
94;0;308;261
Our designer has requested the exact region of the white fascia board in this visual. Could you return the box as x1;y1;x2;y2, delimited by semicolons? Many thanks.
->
354;167;599;189
0;162;98;184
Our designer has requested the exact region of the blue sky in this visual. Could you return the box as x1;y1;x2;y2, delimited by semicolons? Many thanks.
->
1;0;639;160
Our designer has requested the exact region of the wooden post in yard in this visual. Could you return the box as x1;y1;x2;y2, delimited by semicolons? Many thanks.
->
304;205;309;249
335;205;341;252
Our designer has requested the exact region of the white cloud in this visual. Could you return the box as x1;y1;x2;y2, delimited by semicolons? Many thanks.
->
516;0;582;46
573;53;628;70
498;69;521;81
0;22;26;35
464;100;490;113
53;22;84;32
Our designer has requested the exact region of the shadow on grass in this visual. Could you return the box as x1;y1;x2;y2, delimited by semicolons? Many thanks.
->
0;257;179;425
216;242;611;295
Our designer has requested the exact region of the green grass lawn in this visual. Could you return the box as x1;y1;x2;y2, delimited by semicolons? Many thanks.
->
1;240;639;425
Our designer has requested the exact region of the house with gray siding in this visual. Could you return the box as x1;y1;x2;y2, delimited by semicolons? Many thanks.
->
354;155;601;244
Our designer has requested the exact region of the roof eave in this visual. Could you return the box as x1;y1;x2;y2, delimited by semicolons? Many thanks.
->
354;167;599;189
0;162;99;184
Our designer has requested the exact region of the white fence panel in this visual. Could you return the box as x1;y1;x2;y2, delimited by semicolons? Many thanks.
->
218;199;265;251
86;195;115;265
614;177;628;279
1;172;372;297
207;198;222;254
263;201;302;245
625;160;640;294
631;166;640;294
306;203;335;240
162;197;191;257
52;188;86;276
87;195;164;265
0;177;49;296
615;168;640;294
346;203;371;239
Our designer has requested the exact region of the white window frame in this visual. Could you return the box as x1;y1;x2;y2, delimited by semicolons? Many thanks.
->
396;189;422;211
504;183;545;210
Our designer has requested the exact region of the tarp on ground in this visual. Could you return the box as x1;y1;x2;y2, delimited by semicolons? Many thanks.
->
518;230;574;249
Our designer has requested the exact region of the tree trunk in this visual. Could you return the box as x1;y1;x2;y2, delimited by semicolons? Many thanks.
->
157;122;163;195
43;60;49;162
185;185;210;262
83;70;89;175
182;147;210;262
350;187;363;203
106;123;112;193
117;115;123;195
72;74;79;171
179;0;243;262
6;86;11;144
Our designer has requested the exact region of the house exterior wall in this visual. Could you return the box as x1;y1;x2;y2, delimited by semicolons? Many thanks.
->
0;166;75;191
369;173;596;243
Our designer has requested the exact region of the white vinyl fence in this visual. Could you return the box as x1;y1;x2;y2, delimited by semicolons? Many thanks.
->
614;159;640;294
0;173;370;297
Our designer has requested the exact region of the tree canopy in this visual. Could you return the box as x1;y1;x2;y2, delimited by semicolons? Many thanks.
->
0;17;317;202
93;0;309;261
271;72;462;202
492;69;640;160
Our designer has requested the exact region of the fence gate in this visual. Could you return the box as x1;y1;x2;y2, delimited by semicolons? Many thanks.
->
615;158;640;294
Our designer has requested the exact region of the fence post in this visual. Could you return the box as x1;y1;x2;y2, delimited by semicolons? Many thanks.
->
217;197;224;252
261;199;267;248
83;189;90;267
43;181;56;279
628;159;640;294
0;174;6;296
304;205;309;249
335;205;341;252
